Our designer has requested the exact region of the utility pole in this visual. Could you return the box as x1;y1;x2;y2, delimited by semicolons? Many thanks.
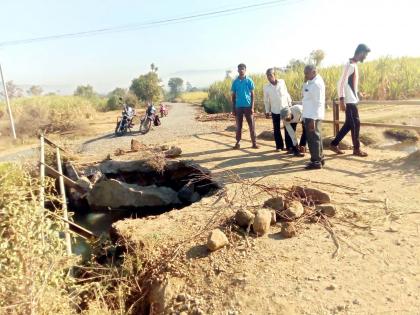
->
0;63;17;139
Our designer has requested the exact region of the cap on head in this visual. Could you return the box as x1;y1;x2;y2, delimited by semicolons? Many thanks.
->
280;107;291;119
355;43;371;55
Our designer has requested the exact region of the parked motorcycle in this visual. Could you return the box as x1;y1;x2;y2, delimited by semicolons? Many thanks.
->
114;105;135;137
139;104;161;134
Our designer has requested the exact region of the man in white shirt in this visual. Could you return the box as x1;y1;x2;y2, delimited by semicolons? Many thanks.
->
280;105;305;157
302;64;326;170
330;44;370;157
263;68;292;151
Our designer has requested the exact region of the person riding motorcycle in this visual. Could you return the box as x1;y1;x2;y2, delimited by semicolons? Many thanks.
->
120;97;136;127
159;103;168;117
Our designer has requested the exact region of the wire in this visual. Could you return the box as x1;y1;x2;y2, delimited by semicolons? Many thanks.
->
0;0;298;47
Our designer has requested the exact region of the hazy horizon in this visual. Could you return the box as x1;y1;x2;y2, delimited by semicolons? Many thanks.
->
1;0;419;94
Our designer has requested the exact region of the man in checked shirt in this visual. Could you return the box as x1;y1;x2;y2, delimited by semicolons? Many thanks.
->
330;44;371;157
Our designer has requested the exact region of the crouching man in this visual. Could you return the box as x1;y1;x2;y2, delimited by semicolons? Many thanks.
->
280;105;306;157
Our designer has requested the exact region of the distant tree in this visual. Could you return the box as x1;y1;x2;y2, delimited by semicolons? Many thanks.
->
27;85;43;96
74;85;96;98
107;87;126;98
0;81;23;99
150;63;159;73
130;71;162;103
310;49;326;67
168;77;184;97
106;88;139;111
286;59;306;71
225;70;232;79
124;92;140;108
186;81;193;92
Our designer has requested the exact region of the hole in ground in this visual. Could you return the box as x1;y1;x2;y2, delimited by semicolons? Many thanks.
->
63;158;220;259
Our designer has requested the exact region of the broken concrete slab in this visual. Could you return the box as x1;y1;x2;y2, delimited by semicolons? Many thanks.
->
87;179;180;209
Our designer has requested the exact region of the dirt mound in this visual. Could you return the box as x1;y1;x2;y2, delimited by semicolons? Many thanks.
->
257;130;274;141
384;129;419;142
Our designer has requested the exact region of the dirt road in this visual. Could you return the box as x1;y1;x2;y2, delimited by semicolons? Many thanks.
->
77;102;223;156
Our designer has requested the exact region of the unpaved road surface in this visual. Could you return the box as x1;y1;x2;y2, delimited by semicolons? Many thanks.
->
77;103;223;156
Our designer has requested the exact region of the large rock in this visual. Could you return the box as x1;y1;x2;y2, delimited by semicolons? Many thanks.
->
87;179;180;209
165;146;182;158
235;209;255;229
293;186;331;204
148;277;185;314
263;196;285;211
282;200;304;219
207;229;229;251
315;204;336;217
281;222;297;238
253;209;272;236
131;139;144;152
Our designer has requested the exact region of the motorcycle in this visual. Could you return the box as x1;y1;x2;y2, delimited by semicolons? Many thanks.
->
159;104;168;118
139;105;161;134
114;105;135;137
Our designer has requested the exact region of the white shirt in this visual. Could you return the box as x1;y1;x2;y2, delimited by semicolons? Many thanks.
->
337;61;359;104
283;104;303;146
302;75;325;120
263;79;292;114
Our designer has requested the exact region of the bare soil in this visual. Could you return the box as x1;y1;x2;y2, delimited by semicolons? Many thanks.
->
2;103;419;314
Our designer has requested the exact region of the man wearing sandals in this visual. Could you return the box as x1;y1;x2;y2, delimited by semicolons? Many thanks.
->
231;63;258;149
330;44;371;157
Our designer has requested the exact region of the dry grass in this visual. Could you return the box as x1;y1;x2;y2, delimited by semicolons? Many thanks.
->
0;96;103;138
0;163;76;314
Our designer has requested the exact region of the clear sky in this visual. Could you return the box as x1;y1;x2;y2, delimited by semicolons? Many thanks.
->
0;0;419;94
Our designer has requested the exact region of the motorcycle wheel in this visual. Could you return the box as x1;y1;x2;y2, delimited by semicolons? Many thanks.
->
115;121;124;136
139;118;152;134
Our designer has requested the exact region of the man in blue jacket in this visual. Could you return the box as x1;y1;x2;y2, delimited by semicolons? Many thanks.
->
231;63;258;149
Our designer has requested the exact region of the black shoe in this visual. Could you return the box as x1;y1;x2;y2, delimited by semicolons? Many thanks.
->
305;162;322;170
321;159;325;166
293;146;304;157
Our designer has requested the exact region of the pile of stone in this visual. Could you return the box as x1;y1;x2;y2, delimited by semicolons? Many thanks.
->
205;186;336;251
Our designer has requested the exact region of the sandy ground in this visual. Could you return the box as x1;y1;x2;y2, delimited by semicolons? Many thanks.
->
112;115;420;314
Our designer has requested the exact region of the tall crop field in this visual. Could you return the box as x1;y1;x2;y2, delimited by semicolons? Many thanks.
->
203;57;420;113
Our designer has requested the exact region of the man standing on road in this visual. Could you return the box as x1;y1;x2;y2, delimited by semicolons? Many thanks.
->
280;104;305;157
231;63;258;149
302;64;326;170
330;44;371;157
263;68;292;152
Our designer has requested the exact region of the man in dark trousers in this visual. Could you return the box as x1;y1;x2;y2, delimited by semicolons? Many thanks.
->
231;63;258;149
302;64;326;170
330;44;371;157
263;68;292;152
